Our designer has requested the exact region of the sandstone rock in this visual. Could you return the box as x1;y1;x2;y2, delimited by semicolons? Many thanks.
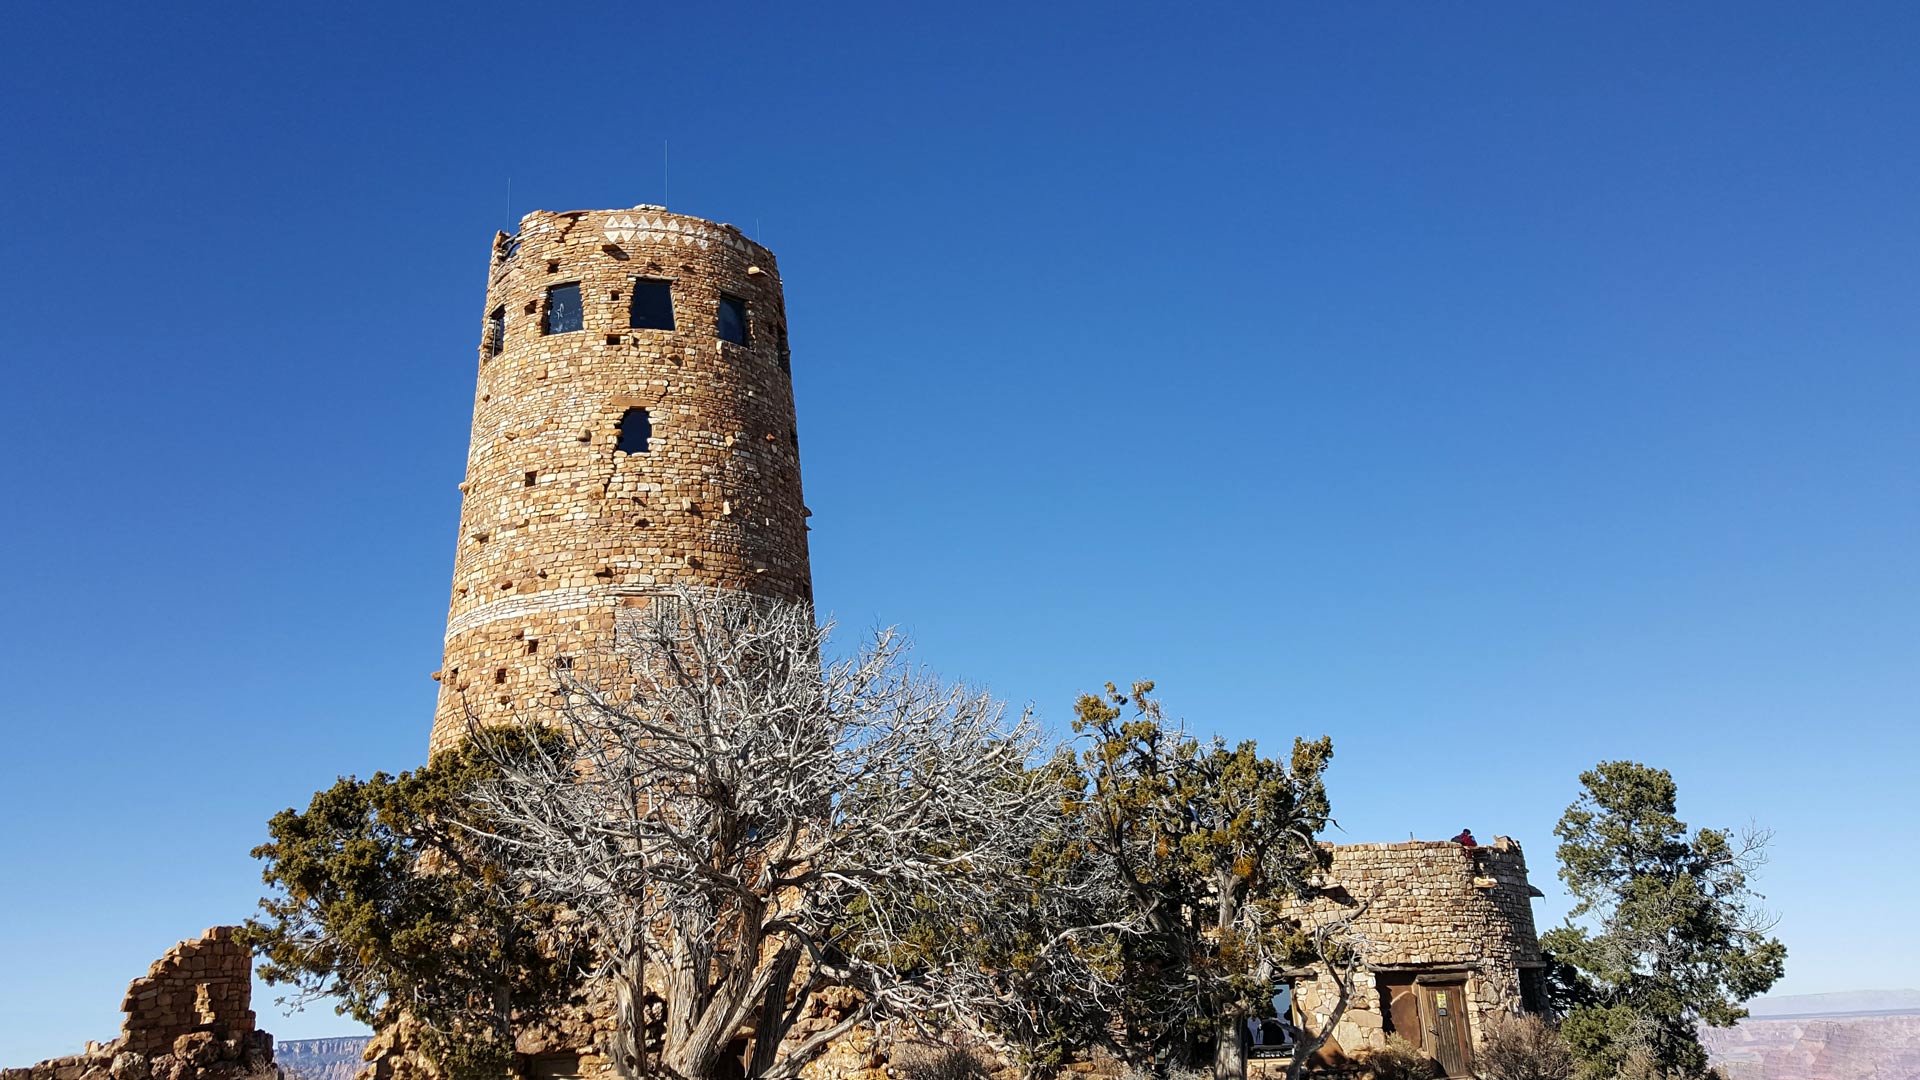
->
171;1035;215;1068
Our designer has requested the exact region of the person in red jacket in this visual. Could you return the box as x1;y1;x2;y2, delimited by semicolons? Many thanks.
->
1452;828;1477;848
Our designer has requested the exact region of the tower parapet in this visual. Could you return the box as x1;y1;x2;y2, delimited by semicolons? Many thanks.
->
431;206;811;752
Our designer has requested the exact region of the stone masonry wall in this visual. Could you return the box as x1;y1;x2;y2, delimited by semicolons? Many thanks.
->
119;927;256;1054
1282;838;1544;1062
4;928;273;1080
430;206;812;753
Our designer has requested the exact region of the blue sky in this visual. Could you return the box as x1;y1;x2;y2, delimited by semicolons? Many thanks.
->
3;0;1916;1064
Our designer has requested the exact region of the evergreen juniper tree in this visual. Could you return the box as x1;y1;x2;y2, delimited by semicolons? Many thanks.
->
1543;761;1786;1080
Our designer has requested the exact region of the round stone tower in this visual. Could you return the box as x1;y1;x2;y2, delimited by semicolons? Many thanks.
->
430;205;811;753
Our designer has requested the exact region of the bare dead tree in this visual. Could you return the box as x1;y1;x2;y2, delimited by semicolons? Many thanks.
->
464;587;1099;1080
1282;898;1374;1080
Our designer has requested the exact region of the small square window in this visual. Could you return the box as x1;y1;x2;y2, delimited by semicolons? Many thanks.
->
616;408;652;454
630;280;676;331
717;294;750;346
544;283;583;334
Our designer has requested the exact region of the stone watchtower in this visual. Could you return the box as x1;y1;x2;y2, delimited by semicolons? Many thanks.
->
431;206;811;752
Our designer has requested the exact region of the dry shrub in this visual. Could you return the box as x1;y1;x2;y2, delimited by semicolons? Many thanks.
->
892;1043;994;1080
1478;1014;1575;1080
1115;1064;1208;1080
1351;1036;1443;1080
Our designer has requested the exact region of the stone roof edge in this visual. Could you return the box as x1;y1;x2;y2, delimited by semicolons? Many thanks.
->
1323;836;1522;853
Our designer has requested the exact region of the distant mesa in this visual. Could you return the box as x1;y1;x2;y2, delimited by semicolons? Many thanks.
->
275;1038;371;1080
1743;988;1920;1019
1703;989;1920;1080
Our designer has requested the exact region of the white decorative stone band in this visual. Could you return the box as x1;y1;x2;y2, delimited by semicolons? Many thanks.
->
444;585;669;641
597;212;759;255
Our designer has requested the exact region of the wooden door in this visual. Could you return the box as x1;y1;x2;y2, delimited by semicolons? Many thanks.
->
1416;983;1472;1078
1380;975;1422;1046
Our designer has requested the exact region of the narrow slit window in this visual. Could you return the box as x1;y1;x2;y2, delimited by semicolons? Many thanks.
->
629;279;676;331
616;408;652;453
717;293;750;345
544;283;583;334
487;307;506;356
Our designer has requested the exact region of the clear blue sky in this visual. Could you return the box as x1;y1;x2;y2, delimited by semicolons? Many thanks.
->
3;0;1915;1064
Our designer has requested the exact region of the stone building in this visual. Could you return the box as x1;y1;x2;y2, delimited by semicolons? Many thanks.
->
1262;838;1547;1078
431;204;811;754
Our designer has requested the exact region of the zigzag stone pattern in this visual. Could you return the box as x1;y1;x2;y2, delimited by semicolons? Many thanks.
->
430;206;812;753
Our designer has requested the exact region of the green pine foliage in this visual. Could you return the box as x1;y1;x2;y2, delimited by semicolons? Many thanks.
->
242;734;583;1080
1543;761;1786;1080
1073;681;1335;1072
870;680;1340;1079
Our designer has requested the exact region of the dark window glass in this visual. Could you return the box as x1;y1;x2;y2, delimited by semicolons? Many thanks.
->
775;323;790;373
487;307;506;356
629;279;676;330
717;294;749;345
616;408;652;453
544;283;583;334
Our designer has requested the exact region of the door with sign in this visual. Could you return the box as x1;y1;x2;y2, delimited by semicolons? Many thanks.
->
1416;982;1472;1078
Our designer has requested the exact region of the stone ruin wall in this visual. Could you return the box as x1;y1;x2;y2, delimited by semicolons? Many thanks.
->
1280;838;1544;1063
431;205;812;754
4;928;274;1080
118;927;256;1054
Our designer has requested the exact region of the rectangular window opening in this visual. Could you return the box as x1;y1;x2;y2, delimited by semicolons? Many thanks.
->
544;283;583;334
1520;968;1548;1015
616;407;653;454
717;293;750;345
524;471;537;487
487;307;506;357
494;667;508;684
630;279;676;331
